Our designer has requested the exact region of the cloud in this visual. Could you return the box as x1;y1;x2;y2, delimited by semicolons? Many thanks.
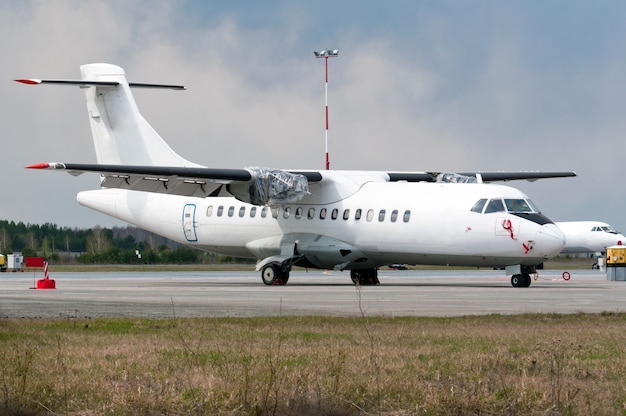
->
2;0;626;231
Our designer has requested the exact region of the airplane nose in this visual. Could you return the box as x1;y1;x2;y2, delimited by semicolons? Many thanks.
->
536;223;566;259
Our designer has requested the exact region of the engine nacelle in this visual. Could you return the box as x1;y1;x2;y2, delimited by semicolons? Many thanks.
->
228;167;309;206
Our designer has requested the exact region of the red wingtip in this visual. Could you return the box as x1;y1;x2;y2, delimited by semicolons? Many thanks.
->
15;79;41;85
26;163;50;169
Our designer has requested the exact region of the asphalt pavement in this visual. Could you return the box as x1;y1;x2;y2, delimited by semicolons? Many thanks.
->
1;269;623;319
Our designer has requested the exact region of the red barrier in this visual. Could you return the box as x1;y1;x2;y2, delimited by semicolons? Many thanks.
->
27;258;56;289
25;257;45;268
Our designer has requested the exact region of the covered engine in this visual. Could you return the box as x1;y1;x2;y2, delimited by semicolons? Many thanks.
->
228;167;309;206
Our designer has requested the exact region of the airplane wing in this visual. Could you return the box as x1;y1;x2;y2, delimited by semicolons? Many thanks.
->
27;163;576;203
26;162;323;205
387;171;577;183
458;171;577;182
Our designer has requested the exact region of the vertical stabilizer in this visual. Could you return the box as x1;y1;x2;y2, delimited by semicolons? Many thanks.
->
79;63;201;167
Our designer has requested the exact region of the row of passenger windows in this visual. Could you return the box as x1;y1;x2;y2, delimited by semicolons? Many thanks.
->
206;205;411;223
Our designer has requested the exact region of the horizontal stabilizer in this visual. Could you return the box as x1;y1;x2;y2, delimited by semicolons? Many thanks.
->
15;78;185;90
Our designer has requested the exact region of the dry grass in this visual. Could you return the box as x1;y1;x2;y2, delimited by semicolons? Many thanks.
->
1;313;625;415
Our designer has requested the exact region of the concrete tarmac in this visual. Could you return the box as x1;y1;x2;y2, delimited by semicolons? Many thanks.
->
1;269;624;319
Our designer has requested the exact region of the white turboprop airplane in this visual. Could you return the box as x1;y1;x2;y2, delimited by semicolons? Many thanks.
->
18;63;576;288
555;221;625;254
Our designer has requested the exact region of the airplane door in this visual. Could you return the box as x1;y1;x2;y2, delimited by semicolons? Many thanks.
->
182;204;198;242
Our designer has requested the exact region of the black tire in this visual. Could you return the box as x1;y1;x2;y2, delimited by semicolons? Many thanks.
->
350;270;360;284
261;264;289;286
511;273;531;288
261;264;279;285
511;274;522;287
350;269;380;285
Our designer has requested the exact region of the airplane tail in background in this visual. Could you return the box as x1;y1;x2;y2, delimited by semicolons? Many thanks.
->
79;63;201;167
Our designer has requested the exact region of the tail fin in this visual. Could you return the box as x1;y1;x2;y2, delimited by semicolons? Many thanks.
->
16;63;200;166
79;63;202;167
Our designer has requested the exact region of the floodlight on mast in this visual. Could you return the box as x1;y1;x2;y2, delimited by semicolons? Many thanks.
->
314;48;339;170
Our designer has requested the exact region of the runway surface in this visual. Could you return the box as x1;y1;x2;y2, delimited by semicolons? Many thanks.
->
1;269;624;319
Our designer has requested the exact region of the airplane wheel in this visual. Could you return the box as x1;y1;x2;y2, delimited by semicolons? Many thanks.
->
261;264;289;286
523;273;532;287
511;274;531;288
278;273;289;285
511;274;522;287
350;269;380;285
262;264;279;285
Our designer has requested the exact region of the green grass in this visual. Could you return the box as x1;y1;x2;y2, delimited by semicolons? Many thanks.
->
1;313;625;415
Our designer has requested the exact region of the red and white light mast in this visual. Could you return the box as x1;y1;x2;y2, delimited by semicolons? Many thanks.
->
314;48;339;170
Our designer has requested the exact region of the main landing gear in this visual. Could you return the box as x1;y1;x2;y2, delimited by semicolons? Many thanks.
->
510;273;532;288
350;268;380;285
260;265;380;286
261;264;289;286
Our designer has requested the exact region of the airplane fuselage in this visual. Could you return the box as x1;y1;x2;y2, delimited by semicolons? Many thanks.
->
77;179;565;270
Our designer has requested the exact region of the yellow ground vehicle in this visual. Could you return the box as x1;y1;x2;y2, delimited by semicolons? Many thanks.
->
0;254;23;272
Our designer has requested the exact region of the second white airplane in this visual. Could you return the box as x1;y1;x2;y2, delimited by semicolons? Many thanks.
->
555;221;625;254
19;63;576;287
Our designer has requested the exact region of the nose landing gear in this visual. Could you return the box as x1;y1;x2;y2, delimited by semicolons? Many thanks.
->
510;273;532;287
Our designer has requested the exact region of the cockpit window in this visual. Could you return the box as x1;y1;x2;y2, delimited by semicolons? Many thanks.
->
526;199;540;213
472;198;540;214
484;199;506;213
504;199;534;213
594;226;617;234
471;199;487;213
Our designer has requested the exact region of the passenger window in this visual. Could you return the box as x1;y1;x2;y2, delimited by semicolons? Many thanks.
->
343;209;350;220
390;210;398;222
217;206;224;217
484;199;505;213
378;209;386;222
239;206;245;217
250;206;257;218
403;210;411;223
228;206;235;217
308;208;315;219
320;208;327;220
283;207;291;219
366;209;374;222
355;209;362;220
331;209;338;220
261;207;268;218
295;207;303;219
271;207;279;219
471;199;487;213
206;205;213;217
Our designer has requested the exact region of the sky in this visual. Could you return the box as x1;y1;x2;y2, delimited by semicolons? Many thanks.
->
2;0;626;231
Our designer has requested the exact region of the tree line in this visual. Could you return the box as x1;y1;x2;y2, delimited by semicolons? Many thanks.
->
0;220;251;265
